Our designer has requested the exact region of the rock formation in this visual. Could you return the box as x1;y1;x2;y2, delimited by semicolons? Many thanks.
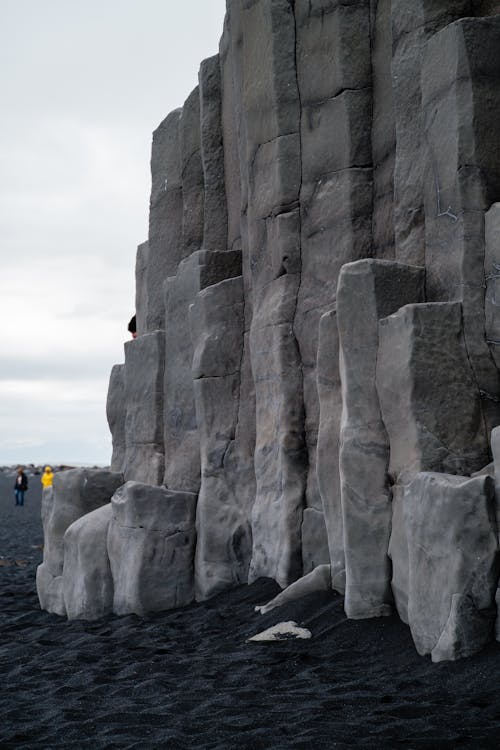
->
37;1;500;662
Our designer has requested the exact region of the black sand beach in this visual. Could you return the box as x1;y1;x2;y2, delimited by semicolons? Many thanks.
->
2;473;500;749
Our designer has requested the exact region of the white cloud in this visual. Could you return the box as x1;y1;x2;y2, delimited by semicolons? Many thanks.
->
0;0;228;464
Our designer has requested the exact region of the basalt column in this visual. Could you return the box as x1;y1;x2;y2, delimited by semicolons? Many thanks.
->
422;16;500;434
391;0;471;267
337;259;425;619
294;0;373;574
240;0;306;588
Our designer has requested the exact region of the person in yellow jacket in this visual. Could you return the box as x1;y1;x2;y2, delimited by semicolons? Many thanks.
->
41;466;54;488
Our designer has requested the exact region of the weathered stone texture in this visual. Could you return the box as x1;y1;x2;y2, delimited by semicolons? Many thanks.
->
107;482;197;616
106;364;126;474
146;109;183;331
422;17;500;432
316;308;345;591
124;332;165;485
63;504;114;621
191;276;255;600
391;0;471;266
377;302;489;484
36;469;123;616
294;0;373;521
405;472;498;662
337;259;425;618
135;240;149;337
485;203;500;369
180;87;204;255
163;250;242;492
370;0;395;260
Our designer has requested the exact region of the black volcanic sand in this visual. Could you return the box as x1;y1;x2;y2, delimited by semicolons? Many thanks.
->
2;475;500;749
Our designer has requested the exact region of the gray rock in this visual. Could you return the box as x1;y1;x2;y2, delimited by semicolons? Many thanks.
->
41;468;123;579
301;508;330;576
219;10;243;251
489;425;500;639
370;0;395;260
199;55;228;252
107;482;197;616
404;472;498;662
377;302;490;484
37;469;123;616
63;504;114;621
124;332;165;485
485;203;500;370
337;259;425;618
422;17;500;432
316;308;345;591
391;0;470;265
36;564;65;617
180;87;204;255
135;240;149;337
163;250;241;492
106;364;126;474
387;484;409;624
255;564;332;616
190;276;255;599
147;109;183;331
294;0;371;105
296;168;373;517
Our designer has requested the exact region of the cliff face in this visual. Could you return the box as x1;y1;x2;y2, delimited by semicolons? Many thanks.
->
38;0;500;661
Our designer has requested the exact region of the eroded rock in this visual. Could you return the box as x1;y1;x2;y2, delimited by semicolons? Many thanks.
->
337;259;425;618
63;504;114;621
404;472;498;662
107;482;197;616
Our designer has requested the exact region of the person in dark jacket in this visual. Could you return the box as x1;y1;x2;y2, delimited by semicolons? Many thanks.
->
14;466;28;506
128;315;137;339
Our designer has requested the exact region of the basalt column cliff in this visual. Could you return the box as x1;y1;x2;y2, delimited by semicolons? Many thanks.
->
37;0;500;662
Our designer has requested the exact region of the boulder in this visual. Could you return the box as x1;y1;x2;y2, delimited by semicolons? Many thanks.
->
107;482;197;616
404;472;498;662
63;504;114;621
37;469;123;616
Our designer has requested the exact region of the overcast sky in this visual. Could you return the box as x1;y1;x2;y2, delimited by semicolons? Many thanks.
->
1;0;227;466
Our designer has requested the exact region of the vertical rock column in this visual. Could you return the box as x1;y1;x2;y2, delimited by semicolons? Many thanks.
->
190;276;255;599
106;364;126;474
422;17;500;434
485;203;500;370
316;307;344;589
377;302;491;621
337;259;425;619
391;0;471;266
199;55;228;253
370;0;395;260
145;109;183;331
180;87;205;256
239;0;305;588
293;0;373;568
124;331;165;485
163;250;242;492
